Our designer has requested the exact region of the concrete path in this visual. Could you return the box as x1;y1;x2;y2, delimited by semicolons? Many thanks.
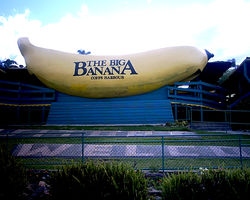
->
0;129;199;137
1;129;249;137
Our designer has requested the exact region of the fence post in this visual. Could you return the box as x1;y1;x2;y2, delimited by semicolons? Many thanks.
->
6;133;9;150
200;84;203;122
239;134;243;169
82;132;85;164
161;136;165;173
186;106;188;121
200;106;203;121
224;110;227;122
18;82;21;101
42;106;45;123
16;106;20;123
28;107;31;124
190;107;193;126
229;109;232;127
175;104;178;120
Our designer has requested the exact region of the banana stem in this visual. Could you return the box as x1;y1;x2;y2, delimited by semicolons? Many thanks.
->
205;49;214;60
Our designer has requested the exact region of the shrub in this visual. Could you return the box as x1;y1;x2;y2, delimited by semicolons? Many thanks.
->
165;120;189;128
162;169;250;200
0;145;27;200
201;169;250;200
162;172;202;200
49;161;148;200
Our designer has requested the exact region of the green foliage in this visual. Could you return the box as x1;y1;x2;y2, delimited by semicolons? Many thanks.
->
201;169;250;200
162;169;250;200
0;145;27;200
50;161;148;200
165;120;189;128
162;172;202;200
9;125;190;131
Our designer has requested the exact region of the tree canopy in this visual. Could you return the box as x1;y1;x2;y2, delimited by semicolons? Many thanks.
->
77;49;91;55
0;59;25;73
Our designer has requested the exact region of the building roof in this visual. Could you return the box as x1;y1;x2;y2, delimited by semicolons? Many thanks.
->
193;61;233;85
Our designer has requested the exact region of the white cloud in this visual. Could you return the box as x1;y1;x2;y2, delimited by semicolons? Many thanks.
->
78;4;89;17
0;9;41;64
1;0;250;65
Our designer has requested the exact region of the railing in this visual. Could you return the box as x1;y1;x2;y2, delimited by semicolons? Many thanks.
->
172;106;250;130
0;80;55;124
167;81;228;109
0;80;55;102
1;132;249;170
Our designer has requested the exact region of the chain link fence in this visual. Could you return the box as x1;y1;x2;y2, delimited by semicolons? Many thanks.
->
0;131;250;170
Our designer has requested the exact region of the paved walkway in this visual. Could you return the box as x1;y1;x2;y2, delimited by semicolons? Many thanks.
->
1;129;249;137
2;129;250;137
0;129;199;137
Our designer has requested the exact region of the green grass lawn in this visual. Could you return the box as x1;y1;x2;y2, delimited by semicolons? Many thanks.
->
2;125;190;131
19;157;250;170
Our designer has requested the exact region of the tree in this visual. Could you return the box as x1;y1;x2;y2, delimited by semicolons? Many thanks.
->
77;49;91;55
0;59;24;73
1;59;18;68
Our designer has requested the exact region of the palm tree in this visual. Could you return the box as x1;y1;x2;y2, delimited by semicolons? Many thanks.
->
0;59;20;73
0;60;4;73
77;49;91;55
2;59;18;68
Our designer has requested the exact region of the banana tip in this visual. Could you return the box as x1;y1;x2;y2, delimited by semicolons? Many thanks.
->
17;37;30;47
17;37;31;57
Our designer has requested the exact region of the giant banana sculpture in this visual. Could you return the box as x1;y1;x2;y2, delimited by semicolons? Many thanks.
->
18;37;213;98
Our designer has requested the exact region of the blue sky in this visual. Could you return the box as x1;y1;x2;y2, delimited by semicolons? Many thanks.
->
1;0;250;65
0;0;213;23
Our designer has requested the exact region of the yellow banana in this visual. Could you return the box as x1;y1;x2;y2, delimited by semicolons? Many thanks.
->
17;37;212;98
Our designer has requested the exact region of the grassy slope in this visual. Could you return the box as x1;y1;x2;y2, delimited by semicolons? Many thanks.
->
3;124;189;131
